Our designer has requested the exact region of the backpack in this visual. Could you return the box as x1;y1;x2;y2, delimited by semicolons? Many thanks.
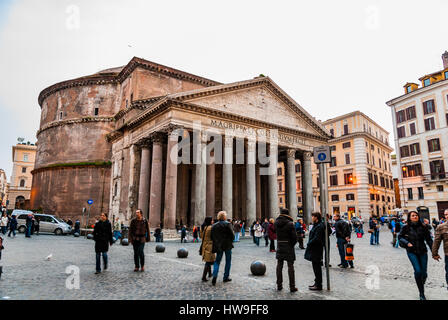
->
388;221;393;230
395;222;401;233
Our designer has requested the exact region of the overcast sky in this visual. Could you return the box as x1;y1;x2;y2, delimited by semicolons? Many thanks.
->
0;0;447;179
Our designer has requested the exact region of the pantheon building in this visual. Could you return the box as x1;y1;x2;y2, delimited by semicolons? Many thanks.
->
31;57;330;232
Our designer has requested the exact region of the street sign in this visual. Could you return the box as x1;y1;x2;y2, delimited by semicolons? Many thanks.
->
313;146;331;164
87;199;93;205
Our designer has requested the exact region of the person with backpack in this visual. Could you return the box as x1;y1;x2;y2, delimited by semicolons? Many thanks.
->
129;209;150;272
180;225;187;243
333;213;353;269
295;218;305;249
398;211;433;300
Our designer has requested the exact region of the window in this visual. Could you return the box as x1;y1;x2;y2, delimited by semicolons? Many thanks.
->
130;93;134;102
427;138;441;152
330;175;338;186
23;154;29;162
372;157;375;166
376;194;380;201
278;182;282;191
382;195;385;202
297;196;302;203
424;117;436;131
370;144;374;151
374;174;378;186
385;178;389;189
384;161;387;170
437;185;444;192
423;100;436;114
344;173;353;185
330;146;336;151
407;188;413;200
402;164;422;178
406;106;416;120
94;108;99;116
390;179;394;189
345;153;351;165
418;187;424;200
277;168;282;176
445;71;448;79
400;146;410;158
370;194;375;201
344;124;349;135
430;160;446;179
330;157;337;168
409;123;416;135
295;164;301;173
366;153;369;164
380;176;385;187
343;142;351;148
368;172;373;184
410;143;420;156
331;194;339;201
330;129;334;136
126;100;128;108
19;179;25;187
397;126;406;138
379;160;381;169
296;179;301;190
424;78;430;87
387;196;391;202
346;193;355;201
22;167;26;173
407;86;412;93
377;147;380;154
396;110;406;123
279;197;283;204
59;112;63;120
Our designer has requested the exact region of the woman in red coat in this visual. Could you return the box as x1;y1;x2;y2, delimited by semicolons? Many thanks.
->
268;218;277;252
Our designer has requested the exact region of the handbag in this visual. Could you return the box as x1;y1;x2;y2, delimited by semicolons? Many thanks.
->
368;229;373;233
345;243;354;261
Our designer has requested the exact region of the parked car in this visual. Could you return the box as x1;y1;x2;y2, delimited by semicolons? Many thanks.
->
16;213;72;235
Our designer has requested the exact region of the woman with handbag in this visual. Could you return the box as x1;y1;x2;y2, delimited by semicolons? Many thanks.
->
200;217;215;281
398;211;433;300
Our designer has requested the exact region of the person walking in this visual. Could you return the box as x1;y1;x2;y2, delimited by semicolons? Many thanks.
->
8;215;17;238
369;217;380;245
254;220;263;246
93;213;113;274
74;219;81;235
154;225;162;242
193;225;199;243
25;213;33;238
210;211;234;285
250;221;256;244
241;220;246;238
295;218;305;249
305;212;325;291
391;218;401;248
233;221;241;242
262;218;270;247
398;210;433;300
334;213;353;268
200;217;215;281
113;217;122;240
180;225;187;243
432;208;448;290
129;209;150;272
274;208;298;292
0;213;8;235
34;217;40;236
268;218;277;252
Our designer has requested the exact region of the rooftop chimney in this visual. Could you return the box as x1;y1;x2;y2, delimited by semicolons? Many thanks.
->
443;51;448;69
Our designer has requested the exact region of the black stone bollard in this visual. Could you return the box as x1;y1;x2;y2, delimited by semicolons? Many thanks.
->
73;232;80;237
86;233;94;240
250;260;266;276
155;244;166;253
121;238;129;246
177;248;188;258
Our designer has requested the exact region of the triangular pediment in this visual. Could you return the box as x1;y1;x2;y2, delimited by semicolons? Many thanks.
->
169;78;330;138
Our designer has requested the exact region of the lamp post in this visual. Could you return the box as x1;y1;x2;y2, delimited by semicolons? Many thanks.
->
401;166;407;210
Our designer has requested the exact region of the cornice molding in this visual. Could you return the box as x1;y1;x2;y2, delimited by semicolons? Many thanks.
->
329;132;393;152
37;116;114;137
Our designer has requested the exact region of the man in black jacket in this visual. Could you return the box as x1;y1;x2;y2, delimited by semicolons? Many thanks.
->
93;212;113;274
211;211;234;285
305;212;325;290
333;213;353;268
274;208;298;292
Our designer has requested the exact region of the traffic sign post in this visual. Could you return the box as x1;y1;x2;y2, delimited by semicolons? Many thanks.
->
314;146;331;290
85;200;93;238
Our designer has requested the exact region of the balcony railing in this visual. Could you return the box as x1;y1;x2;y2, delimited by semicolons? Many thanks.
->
422;172;448;182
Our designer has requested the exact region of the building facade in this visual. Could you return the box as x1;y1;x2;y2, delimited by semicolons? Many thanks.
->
7;143;37;210
278;111;396;220
32;57;330;228
0;169;7;206
387;52;448;219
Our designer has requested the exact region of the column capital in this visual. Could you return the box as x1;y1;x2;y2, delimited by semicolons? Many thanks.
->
302;151;312;161
224;135;234;147
149;132;166;144
135;138;152;149
161;123;184;135
287;148;296;159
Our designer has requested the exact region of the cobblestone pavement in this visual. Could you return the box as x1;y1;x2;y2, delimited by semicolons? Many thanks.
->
0;227;447;300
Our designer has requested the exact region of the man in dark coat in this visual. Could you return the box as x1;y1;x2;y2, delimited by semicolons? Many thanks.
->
211;211;234;285
262;218;270;247
334;213;353;268
305;212;325;290
93;212;113;274
274;208;298;292
25;214;33;238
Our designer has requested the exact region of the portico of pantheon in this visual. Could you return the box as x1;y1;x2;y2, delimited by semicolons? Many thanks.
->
107;73;331;234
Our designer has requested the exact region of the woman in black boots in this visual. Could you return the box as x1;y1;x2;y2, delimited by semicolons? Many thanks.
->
200;217;215;281
398;211;433;300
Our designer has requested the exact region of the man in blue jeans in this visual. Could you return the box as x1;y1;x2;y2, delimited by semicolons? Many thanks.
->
93;213;113;274
211;211;234;285
432;209;448;289
333;213;353;268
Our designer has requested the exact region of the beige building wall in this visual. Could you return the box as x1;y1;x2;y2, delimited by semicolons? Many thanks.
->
0;169;7;206
7;143;37;210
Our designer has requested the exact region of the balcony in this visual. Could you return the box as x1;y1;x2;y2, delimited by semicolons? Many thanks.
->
422;172;448;184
